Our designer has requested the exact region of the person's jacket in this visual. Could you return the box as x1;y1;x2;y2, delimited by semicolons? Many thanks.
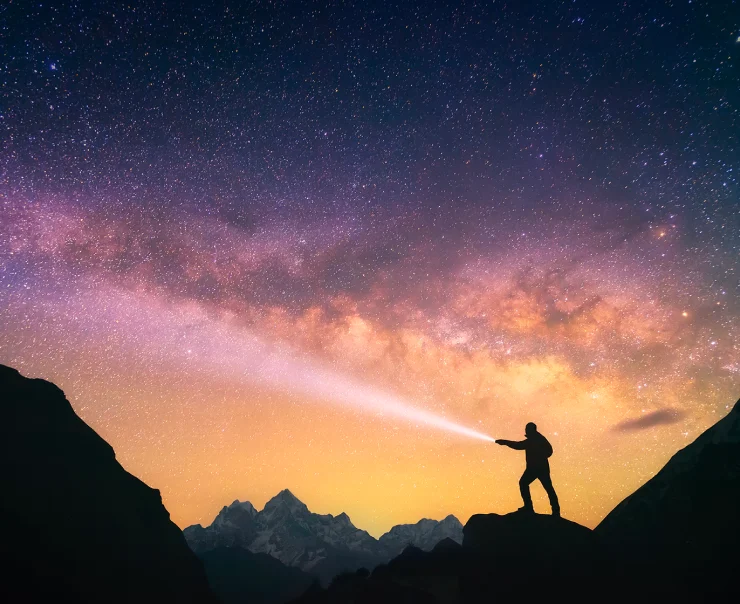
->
498;431;553;470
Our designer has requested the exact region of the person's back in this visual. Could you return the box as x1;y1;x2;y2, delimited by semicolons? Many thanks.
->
524;431;553;470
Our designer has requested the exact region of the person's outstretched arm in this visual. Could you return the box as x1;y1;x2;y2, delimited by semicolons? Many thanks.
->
496;439;527;450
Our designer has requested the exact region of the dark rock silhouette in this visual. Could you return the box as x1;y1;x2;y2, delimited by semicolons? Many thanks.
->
199;546;314;604
595;397;740;597
460;512;599;602
0;365;217;603
385;538;463;576
292;566;439;604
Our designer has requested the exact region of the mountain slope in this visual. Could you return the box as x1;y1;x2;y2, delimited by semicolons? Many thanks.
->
199;546;315;604
595;397;740;594
0;364;216;603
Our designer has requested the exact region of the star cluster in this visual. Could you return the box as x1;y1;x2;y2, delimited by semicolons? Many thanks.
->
1;0;738;535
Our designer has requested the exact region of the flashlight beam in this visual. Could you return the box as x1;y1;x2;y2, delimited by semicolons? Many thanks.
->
63;288;497;443
258;349;497;442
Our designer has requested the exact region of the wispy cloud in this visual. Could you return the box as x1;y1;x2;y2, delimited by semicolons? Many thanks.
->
613;409;685;432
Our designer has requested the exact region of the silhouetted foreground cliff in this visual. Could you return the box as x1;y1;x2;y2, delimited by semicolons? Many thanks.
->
0;365;217;603
595;397;740;597
461;512;599;601
199;547;314;604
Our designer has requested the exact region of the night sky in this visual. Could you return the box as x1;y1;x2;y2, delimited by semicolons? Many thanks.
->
2;0;738;535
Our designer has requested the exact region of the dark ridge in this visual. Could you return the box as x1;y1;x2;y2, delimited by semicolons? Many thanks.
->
199;546;314;604
595;395;740;597
0;364;217;603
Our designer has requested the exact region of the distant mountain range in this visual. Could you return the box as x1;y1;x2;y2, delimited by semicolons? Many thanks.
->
184;492;463;582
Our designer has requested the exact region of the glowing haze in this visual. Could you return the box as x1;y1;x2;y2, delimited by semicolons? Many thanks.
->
1;1;738;536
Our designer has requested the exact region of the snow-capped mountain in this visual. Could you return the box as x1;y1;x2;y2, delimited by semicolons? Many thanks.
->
184;499;258;552
184;489;386;580
247;489;384;570
183;489;462;580
378;514;464;558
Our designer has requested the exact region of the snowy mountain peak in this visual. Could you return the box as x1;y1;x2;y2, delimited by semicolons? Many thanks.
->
228;500;257;514
335;512;351;525
211;499;258;530
276;488;298;500
263;489;309;515
269;489;302;505
378;515;464;558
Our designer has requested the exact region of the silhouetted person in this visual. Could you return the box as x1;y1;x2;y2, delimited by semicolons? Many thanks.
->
497;422;560;516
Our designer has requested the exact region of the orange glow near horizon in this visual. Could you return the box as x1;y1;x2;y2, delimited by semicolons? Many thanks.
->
1;200;737;537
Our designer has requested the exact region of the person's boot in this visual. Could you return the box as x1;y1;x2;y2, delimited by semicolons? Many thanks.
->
517;505;534;514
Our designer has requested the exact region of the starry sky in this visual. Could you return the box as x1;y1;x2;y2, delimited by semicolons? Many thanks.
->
1;0;739;536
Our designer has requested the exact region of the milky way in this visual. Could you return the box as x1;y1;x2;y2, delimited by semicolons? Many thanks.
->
1;1;738;535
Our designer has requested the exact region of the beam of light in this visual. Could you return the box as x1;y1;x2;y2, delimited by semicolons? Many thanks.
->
31;285;497;443
255;349;497;442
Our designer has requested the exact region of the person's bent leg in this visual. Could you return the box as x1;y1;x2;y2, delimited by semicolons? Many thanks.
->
539;471;560;516
518;469;536;512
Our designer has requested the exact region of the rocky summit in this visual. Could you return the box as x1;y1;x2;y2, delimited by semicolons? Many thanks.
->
185;489;386;582
460;512;600;601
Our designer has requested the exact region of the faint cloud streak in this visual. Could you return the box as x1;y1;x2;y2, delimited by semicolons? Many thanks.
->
613;409;685;432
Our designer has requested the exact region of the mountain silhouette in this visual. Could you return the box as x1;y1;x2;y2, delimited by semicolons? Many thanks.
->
0;365;217;603
595;398;740;597
199;546;315;604
460;512;599;601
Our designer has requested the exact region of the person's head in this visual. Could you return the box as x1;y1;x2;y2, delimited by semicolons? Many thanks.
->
525;422;537;437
